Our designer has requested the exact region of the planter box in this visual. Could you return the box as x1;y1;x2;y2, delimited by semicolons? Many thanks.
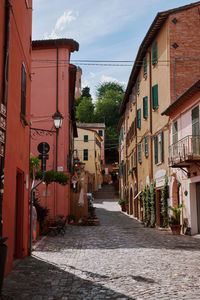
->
170;224;182;235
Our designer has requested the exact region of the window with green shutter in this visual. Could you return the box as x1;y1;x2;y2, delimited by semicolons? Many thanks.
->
84;135;88;142
138;144;142;163
143;96;148;119
144;136;148;157
154;135;158;164
83;149;88;161
137;108;141;129
98;130;103;137
137;76;140;94
143;57;147;77
160;131;164;162
152;41;158;65
152;84;158;110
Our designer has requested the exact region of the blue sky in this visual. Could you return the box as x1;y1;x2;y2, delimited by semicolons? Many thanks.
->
32;0;198;100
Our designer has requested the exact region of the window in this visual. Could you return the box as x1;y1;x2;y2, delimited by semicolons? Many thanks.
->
98;130;103;137
152;41;158;65
172;121;178;156
143;96;148;119
137;76;140;94
152;84;158;110
83;149;88;161
172;121;178;144
154;132;164;164
143;57;147;77
144;136;148;157
21;63;26;116
192;106;199;154
84;135;88;142
137;108;141;129
138;144;142;163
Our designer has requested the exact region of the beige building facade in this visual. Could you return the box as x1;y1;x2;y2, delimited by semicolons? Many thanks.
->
119;2;200;226
74;126;102;191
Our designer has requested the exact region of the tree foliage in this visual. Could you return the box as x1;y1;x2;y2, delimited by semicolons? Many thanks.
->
76;97;94;123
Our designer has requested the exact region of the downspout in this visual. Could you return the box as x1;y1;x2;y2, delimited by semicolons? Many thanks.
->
0;0;11;238
173;58;177;101
55;44;59;170
148;51;153;182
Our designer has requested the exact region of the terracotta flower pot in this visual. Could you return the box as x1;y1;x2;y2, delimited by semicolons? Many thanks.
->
170;224;182;235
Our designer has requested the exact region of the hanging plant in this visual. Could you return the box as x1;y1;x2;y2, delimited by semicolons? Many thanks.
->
150;181;156;227
161;174;169;228
146;185;151;227
36;170;69;207
142;186;147;225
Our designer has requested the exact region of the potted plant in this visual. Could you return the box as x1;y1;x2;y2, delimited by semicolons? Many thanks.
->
118;199;126;211
168;203;184;235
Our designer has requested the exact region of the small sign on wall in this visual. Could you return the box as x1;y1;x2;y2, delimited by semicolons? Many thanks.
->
57;166;63;171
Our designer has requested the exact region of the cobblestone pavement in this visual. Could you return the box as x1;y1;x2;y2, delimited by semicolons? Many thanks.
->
2;185;200;299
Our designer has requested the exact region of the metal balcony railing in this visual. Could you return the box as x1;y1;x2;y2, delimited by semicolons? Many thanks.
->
169;135;200;166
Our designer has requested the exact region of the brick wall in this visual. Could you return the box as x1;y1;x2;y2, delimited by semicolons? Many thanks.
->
169;5;200;103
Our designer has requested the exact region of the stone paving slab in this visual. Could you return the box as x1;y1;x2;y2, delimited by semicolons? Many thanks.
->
2;187;200;299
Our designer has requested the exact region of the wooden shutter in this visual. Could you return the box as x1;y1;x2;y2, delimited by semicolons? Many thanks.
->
192;106;199;154
143;57;147;77
160;131;164;162
144;136;148;157
137;109;141;129
21;63;26;116
152;84;158;109
154;135;158;164
83;149;88;160
137;77;140;94
84;135;88;142
152;41;157;65
138;144;141;163
143;96;148;119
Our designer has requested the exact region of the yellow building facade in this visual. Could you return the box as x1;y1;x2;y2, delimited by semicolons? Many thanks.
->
74;127;102;191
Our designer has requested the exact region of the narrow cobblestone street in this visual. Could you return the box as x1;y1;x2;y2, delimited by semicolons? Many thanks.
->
2;185;200;300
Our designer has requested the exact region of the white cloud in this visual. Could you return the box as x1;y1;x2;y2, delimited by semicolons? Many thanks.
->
101;75;126;87
55;11;77;31
89;72;96;78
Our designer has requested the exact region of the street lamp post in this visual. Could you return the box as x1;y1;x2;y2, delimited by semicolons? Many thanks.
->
52;110;63;170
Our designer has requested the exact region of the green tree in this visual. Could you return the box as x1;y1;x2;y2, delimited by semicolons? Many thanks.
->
74;86;91;109
161;174;169;228
96;82;124;100
81;86;91;98
76;97;94;123
94;82;125;163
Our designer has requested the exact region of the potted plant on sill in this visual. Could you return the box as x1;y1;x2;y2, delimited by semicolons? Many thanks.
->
118;199;126;211
168;203;184;235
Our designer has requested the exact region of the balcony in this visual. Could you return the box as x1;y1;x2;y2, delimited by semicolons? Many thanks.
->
169;135;200;167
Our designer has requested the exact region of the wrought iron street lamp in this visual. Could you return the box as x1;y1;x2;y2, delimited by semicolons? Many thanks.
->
52;110;63;129
52;110;63;170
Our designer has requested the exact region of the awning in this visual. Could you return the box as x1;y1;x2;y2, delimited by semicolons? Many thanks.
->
134;190;142;200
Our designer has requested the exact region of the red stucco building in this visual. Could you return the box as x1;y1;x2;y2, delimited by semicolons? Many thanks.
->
31;39;79;219
0;0;32;275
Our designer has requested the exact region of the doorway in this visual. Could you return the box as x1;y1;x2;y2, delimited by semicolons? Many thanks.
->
14;170;24;259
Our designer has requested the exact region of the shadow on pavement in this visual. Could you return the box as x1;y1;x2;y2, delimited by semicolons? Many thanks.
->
2;256;134;300
33;205;200;253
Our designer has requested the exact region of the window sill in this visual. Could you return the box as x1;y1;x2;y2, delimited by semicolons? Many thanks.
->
155;161;164;166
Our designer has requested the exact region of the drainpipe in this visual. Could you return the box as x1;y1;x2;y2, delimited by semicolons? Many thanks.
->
55;44;59;171
0;0;11;238
148;51;153;182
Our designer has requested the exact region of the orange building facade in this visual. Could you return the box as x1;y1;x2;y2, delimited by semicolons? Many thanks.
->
31;39;79;219
0;0;32;275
